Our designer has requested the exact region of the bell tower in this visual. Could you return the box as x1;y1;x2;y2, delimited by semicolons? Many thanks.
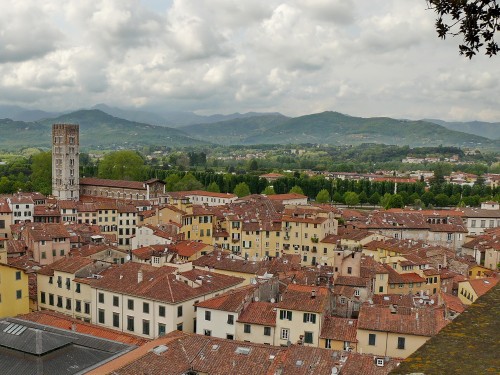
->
52;124;80;200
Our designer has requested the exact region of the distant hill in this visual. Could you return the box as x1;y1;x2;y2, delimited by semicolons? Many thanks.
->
94;104;283;128
242;112;498;148
181;114;290;144
0;104;60;122
425;119;500;140
0;110;209;150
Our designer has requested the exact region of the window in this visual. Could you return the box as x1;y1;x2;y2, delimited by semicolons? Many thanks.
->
98;309;105;324
205;310;211;321
14;289;22;299
128;299;134;310
57;296;63;308
471;219;476;227
354;289;360;297
158;323;166;336
325;339;332;349
40;292;46;304
143;320;150;335
98;293;104;303
280;328;289;340
75;283;81;293
159;305;166;317
143;302;150;314
279;310;292;321
379;286;384;293
204;329;211;336
177;323;183;331
113;296;119;307
75;300;81;312
244;324;251;333
397;336;405;349
226;334;234;340
127;316;135;331
347;267;352;274
304;331;313;344
264;326;271;336
15;271;21;280
113;313;120;328
66;298;71;310
368;333;376;346
177;305;183;317
84;302;90;315
303;313;316;323
49;294;54;306
227;314;234;325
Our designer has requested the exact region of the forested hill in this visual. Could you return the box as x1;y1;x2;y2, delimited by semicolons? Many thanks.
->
0;109;497;150
182;111;498;149
425;118;500;140
0;110;209;149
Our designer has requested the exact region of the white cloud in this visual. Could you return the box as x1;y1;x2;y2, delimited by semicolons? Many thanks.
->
0;0;497;121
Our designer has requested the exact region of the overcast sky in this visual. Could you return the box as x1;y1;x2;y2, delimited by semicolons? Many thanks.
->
1;0;498;121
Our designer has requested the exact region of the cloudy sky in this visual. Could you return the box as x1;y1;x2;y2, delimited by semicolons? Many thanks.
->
1;0;498;121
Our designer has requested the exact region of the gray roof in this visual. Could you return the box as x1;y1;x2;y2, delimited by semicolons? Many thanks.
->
461;208;500;218
0;318;134;375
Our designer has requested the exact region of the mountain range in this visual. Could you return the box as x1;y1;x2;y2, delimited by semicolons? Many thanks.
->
0;105;498;150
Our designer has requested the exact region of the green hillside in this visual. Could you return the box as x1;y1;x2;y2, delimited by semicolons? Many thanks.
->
425;118;500;140
181;114;289;144
0;110;209;150
243;111;498;148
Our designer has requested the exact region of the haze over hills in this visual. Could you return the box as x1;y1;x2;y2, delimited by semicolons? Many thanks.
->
0;110;209;150
424;119;500;140
0;106;498;150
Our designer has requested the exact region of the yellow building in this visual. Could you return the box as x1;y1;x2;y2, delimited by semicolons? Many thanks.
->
458;277;498;305
357;304;448;358
181;205;214;245
0;263;30;317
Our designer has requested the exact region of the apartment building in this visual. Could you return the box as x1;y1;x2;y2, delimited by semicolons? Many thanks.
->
0;263;29;317
90;262;245;338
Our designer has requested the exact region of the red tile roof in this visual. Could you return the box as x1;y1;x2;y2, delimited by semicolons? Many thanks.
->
80;177;146;190
467;277;499;297
358;304;448;337
37;256;94;276
18;311;148;346
277;284;329;313
195;285;256;312
320;316;358;342
237;301;277;326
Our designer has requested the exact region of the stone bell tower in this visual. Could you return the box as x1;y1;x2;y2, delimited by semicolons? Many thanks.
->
52;124;80;200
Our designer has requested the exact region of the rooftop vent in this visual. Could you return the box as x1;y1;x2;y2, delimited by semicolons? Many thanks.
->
235;346;251;355
152;345;168;355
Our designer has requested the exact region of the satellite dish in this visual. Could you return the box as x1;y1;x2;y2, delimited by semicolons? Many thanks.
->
270;298;276;303
331;368;339;375
418;299;424;304
126;255;131;261
430;299;435;305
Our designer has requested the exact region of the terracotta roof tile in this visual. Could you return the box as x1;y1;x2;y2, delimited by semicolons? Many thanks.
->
80;177;147;190
277;284;329;313
195;285;256;312
237;301;277;326
320;316;357;342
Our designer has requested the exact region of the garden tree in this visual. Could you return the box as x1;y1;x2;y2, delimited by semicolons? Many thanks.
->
369;192;381;206
380;193;392;209
165;174;181;191
234;182;251;198
430;163;449;188
248;159;259;171
344;192;360;207
332;192;343;204
188;151;207;167
172;173;203;191
413;199;425;209
409;192;421;205
207;181;220;193
358;191;368;205
427;0;500;58
0;176;14;194
316;189;331;203
98;151;146;181
434;193;450;207
389;194;405;209
262;186;276;195
30;151;52;195
289;185;304;195
421;191;435;207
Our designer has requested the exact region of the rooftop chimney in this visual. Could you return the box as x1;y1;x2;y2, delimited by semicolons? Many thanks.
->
138;270;143;283
311;290;316;299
